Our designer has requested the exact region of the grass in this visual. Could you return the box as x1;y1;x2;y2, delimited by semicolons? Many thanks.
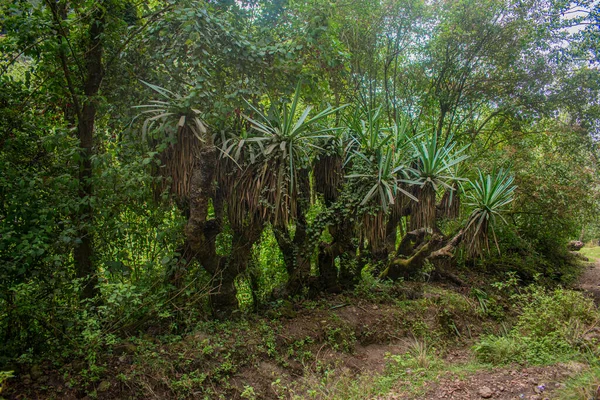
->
580;246;600;260
555;365;600;400
293;346;486;399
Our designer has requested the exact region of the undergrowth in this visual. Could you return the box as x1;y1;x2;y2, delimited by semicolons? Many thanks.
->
473;286;600;366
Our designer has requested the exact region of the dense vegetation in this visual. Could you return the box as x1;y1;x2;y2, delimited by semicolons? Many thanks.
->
1;0;600;397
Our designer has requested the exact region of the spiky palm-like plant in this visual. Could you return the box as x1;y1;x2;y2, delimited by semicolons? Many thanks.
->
409;134;468;230
135;81;208;202
345;106;387;157
464;169;516;258
345;110;417;246
221;83;345;226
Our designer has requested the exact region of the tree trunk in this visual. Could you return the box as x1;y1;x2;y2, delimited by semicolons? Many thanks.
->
383;229;465;281
284;169;313;295
183;144;223;281
72;4;105;300
317;242;340;293
212;221;263;314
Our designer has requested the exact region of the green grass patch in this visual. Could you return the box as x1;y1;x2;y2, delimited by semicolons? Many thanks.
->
294;340;488;399
555;365;600;400
580;246;600;260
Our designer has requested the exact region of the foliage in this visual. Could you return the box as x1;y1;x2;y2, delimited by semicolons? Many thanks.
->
1;0;599;382
0;370;14;395
556;365;600;400
135;80;208;201
474;286;600;365
464;169;517;257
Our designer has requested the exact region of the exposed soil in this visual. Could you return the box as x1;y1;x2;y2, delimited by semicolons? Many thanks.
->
379;261;600;400
577;260;600;305
388;361;589;400
4;267;599;400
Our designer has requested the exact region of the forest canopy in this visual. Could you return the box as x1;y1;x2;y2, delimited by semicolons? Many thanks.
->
1;0;600;364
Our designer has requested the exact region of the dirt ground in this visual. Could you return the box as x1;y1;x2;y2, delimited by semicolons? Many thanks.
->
385;361;590;400
381;261;600;400
577;260;600;305
5;264;599;400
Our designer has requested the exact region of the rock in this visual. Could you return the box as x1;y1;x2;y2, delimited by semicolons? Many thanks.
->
97;380;111;392
478;386;494;398
71;360;86;372
567;240;584;251
534;383;546;394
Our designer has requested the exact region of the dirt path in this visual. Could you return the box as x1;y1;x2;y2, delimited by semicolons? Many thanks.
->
384;362;587;400
382;262;600;400
577;260;600;304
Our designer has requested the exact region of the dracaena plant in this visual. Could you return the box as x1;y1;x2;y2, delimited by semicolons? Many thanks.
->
464;168;516;257
134;81;208;202
221;83;346;226
345;106;386;156
345;110;418;246
135;81;207;143
346;113;418;214
408;133;469;229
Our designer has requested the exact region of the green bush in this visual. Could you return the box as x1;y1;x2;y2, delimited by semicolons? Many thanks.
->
473;286;599;365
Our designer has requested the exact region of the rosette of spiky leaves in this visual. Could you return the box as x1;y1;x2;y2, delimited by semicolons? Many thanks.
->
464;169;516;258
349;147;418;246
135;81;208;202
345;111;418;246
347;117;418;214
345;106;388;159
408;133;468;229
230;83;346;226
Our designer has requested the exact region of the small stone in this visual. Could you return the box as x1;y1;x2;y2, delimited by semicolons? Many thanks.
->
71;360;86;372
535;383;546;394
478;386;494;398
97;380;111;392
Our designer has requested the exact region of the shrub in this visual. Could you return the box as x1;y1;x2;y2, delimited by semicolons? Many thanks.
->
473;286;599;365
